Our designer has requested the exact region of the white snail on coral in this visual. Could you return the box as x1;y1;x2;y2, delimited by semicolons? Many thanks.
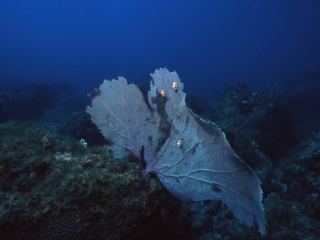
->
177;139;183;148
172;82;178;91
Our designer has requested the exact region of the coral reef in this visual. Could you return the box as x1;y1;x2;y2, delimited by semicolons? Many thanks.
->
0;121;182;239
1;74;320;239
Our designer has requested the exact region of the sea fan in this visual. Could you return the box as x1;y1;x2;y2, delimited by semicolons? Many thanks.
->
86;68;266;235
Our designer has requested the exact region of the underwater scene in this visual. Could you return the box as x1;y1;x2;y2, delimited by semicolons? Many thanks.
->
1;1;320;239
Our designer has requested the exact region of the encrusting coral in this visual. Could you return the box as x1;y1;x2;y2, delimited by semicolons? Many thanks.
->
0;121;181;239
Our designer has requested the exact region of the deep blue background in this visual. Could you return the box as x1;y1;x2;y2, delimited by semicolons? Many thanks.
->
1;0;320;98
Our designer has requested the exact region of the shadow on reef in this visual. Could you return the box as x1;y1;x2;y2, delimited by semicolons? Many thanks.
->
271;72;320;140
57;111;106;146
0;81;86;130
206;82;297;164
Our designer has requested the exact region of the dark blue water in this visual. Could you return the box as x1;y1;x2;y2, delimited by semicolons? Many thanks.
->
1;0;320;98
